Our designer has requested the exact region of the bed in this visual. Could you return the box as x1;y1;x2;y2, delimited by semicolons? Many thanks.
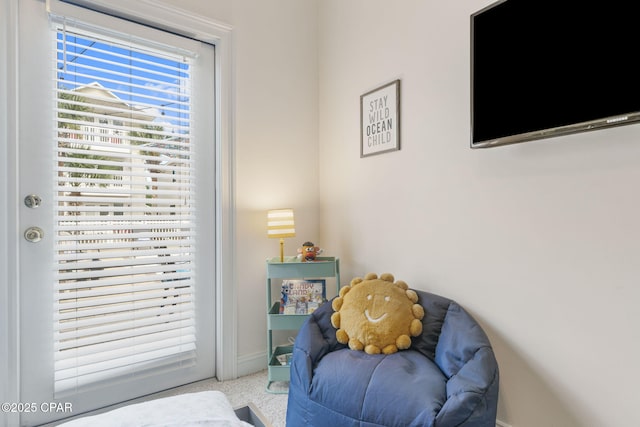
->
57;391;260;427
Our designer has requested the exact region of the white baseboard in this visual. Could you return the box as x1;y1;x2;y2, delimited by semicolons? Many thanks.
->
496;420;512;427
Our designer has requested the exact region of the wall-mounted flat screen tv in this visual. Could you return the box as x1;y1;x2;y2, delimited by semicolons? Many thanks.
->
471;0;640;148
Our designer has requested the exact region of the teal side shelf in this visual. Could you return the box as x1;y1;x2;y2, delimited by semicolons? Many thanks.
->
265;257;340;394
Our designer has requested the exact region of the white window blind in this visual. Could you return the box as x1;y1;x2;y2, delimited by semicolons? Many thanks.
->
53;22;197;396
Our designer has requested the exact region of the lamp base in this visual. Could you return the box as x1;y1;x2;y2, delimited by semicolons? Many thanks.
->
279;238;284;263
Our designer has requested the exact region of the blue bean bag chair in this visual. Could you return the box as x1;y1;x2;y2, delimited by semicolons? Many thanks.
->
286;289;499;427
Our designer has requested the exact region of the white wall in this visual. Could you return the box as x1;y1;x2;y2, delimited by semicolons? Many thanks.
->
230;0;320;362
317;1;640;426
162;0;321;370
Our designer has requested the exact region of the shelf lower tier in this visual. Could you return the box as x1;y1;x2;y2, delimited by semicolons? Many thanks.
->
267;364;290;383
267;345;293;393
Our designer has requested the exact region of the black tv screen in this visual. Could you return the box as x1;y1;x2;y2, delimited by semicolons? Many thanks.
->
471;0;640;148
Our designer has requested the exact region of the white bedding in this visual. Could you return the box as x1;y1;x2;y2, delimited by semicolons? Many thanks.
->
57;391;253;427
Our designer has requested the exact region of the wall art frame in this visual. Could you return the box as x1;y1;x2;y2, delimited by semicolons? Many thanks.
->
360;79;400;157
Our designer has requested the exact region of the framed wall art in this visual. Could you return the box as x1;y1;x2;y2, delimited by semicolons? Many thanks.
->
360;79;400;157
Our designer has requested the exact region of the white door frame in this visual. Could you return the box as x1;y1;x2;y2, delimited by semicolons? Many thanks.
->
1;2;21;427
0;1;236;425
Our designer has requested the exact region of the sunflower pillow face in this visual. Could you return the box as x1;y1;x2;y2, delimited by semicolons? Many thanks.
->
331;273;425;355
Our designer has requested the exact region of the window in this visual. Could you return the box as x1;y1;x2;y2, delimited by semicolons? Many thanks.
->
54;22;198;396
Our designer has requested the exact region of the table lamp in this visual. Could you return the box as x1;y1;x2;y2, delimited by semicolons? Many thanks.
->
267;208;296;262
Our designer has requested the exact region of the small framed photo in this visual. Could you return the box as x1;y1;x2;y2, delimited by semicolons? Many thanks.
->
360;79;400;157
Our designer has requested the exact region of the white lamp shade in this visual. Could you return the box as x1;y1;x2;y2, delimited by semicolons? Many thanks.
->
267;209;296;238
